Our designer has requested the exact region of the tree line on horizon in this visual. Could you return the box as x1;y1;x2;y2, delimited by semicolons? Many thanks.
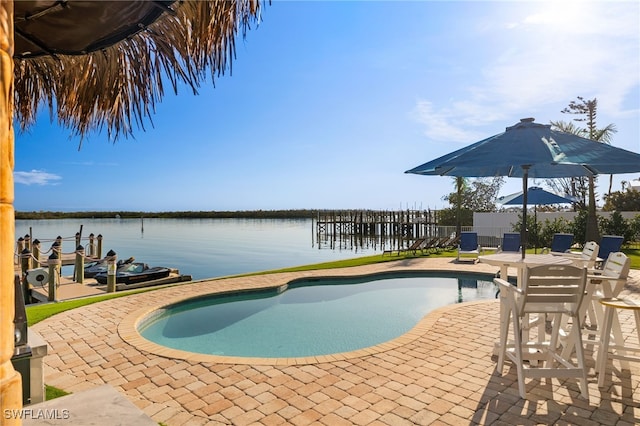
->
15;209;320;220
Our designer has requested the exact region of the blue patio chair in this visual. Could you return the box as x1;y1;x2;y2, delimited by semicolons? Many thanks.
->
545;233;574;254
499;233;521;253
457;232;481;263
597;235;624;267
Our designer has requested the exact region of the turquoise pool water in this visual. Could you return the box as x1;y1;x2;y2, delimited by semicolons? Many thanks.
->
139;272;497;358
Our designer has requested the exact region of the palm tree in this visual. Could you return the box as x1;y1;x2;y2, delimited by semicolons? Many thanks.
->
454;176;467;237
552;97;617;242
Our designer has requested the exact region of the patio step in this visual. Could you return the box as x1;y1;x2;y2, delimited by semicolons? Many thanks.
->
21;384;156;426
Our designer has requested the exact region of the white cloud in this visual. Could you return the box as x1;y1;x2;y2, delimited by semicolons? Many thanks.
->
411;100;485;143
14;170;62;186
413;2;639;141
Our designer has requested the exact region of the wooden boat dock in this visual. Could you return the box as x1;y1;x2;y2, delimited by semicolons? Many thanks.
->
313;209;453;252
315;209;440;237
30;270;193;303
15;228;192;303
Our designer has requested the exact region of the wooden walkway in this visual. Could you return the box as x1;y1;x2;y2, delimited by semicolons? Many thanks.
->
30;277;106;302
315;209;441;239
30;271;192;303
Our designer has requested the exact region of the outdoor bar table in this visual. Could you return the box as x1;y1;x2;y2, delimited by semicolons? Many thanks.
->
478;253;574;287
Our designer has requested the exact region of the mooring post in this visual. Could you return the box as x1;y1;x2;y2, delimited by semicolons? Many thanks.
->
23;233;30;252
32;239;41;267
48;252;60;302
16;236;24;264
20;248;31;303
75;232;81;247
75;245;85;284
20;248;30;277
106;249;117;293
97;234;103;259
51;240;60;257
88;233;95;257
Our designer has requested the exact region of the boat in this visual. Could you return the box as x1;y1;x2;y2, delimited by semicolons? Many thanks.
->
84;256;135;278
94;262;171;285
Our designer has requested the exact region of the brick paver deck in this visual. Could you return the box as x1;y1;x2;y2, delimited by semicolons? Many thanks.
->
32;258;640;425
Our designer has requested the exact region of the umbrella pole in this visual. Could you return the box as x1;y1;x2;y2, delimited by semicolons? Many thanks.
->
521;166;530;259
534;206;537;254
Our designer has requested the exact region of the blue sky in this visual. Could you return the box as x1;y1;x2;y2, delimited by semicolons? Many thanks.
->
14;1;640;212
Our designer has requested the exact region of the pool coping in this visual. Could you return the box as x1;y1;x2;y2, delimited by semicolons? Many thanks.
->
118;269;497;365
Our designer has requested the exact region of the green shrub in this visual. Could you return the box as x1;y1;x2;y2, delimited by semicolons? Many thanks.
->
539;217;572;248
629;215;640;242
600;211;634;242
569;210;588;246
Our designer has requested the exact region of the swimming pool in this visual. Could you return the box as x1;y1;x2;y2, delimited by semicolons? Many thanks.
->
137;271;498;358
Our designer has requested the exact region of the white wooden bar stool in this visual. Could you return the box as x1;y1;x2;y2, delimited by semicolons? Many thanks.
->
495;264;589;399
560;252;630;362
596;297;640;387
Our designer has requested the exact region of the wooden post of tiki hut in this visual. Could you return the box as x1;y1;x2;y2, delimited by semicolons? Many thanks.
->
0;1;20;409
0;4;20;413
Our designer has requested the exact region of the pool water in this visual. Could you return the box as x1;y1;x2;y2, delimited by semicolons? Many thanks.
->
139;272;497;358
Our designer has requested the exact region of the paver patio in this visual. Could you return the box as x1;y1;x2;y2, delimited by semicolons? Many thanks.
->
32;258;640;425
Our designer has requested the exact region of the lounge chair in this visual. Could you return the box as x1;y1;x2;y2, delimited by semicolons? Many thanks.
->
421;237;441;253
597;235;623;268
439;235;461;252
382;237;428;256
457;232;482;263
498;233;521;253
542;233;574;254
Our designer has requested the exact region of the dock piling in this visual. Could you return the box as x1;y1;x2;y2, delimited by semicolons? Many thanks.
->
314;209;444;252
47;252;60;302
75;245;85;284
106;249;117;293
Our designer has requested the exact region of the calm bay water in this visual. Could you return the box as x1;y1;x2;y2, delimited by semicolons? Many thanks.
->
15;218;384;280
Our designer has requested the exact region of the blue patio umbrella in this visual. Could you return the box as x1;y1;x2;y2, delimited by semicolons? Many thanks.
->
498;186;576;206
405;118;640;258
498;187;576;252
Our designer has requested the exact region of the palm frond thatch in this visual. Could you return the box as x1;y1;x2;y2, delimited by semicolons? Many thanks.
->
13;0;263;142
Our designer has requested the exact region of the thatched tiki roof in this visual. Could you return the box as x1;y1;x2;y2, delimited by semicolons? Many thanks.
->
14;0;263;140
1;1;263;423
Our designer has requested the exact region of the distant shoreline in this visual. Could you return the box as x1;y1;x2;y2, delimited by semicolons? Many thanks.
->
15;210;320;220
